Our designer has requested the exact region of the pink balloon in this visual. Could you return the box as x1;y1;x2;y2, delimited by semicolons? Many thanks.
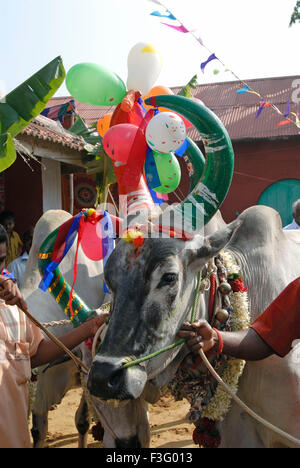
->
103;124;140;163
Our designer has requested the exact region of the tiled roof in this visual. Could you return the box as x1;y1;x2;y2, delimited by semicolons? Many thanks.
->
48;75;300;141
21;115;86;151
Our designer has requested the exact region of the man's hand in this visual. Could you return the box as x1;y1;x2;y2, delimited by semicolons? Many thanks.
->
178;320;219;355
0;276;28;310
86;313;109;337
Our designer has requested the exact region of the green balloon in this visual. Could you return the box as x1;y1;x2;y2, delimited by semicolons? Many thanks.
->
66;63;126;106
153;151;181;194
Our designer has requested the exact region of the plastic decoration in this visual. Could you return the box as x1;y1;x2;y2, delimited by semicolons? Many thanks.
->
145;112;186;153
126;42;163;96
66;63;126;106
97;113;112;137
152;151;181;194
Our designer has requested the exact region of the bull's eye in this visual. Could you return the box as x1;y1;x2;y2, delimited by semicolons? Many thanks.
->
157;273;178;288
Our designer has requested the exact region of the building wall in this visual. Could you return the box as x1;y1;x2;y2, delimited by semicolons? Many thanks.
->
4;155;43;237
220;139;300;223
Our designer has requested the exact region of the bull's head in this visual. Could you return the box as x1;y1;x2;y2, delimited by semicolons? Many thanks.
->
87;95;235;401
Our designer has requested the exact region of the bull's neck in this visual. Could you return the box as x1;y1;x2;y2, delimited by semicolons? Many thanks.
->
224;247;278;322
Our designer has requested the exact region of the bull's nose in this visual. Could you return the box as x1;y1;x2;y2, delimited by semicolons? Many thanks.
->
87;358;147;401
87;360;125;400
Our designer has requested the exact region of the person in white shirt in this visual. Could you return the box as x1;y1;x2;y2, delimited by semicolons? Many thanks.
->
284;199;300;230
7;228;33;288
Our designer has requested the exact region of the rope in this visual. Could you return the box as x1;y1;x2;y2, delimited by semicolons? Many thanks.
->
42;320;72;328
199;349;300;447
18;302;89;373
121;272;202;370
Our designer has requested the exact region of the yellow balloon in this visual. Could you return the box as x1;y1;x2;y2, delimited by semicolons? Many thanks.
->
97;113;112;137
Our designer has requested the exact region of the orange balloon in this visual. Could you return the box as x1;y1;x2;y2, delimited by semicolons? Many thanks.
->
97;113;112;137
142;85;174;111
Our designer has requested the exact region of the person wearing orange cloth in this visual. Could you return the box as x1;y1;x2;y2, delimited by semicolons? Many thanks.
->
179;277;300;360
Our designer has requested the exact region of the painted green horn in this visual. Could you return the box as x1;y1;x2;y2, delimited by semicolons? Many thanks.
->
38;218;94;328
145;95;234;231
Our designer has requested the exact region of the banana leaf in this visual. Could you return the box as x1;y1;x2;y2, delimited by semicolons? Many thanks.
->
0;56;65;171
69;115;101;146
178;74;198;98
0;133;16;171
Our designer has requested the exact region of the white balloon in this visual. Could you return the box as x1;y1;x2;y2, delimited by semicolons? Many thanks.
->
126;42;162;96
146;112;187;153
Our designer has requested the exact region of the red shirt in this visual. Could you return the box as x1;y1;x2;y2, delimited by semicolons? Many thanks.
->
251;277;300;357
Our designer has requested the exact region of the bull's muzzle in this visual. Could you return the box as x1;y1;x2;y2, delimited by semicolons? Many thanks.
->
87;356;147;401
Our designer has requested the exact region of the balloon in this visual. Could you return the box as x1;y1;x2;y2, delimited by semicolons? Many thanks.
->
66;63;126;106
103;124;141;163
152;151;181;194
142;85;173;111
127;43;162;96
146;112;186;153
97;113;112;137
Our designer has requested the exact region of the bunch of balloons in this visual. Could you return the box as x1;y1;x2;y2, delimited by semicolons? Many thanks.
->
66;42;190;197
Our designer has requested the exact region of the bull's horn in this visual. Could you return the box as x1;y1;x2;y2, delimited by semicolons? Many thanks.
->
38;225;95;327
145;95;234;232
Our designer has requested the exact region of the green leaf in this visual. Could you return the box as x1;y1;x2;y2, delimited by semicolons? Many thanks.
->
69;115;101;145
178;75;198;98
0;56;65;138
0;133;17;172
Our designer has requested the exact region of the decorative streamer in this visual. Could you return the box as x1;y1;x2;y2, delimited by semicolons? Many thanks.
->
256;101;272;119
150;9;176;20
200;54;218;73
161;23;191;33
145;146;161;189
148;0;300;130
175;139;190;157
276;120;291;128
237;86;250;94
284;100;290;118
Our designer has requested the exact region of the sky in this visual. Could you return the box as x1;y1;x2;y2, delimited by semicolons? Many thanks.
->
0;0;299;98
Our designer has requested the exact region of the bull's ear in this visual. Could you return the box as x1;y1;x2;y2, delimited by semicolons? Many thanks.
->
187;219;242;272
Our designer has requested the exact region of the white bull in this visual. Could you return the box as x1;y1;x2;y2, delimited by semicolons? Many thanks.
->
87;205;300;448
21;210;109;448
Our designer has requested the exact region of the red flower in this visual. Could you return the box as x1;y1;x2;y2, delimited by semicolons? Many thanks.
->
198;418;215;432
193;428;221;448
228;278;248;293
133;236;145;247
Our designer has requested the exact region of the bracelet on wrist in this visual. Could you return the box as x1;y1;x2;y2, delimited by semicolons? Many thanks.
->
212;328;224;355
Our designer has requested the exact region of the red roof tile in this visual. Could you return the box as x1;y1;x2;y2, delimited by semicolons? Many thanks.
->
48;75;300;141
21;115;86;151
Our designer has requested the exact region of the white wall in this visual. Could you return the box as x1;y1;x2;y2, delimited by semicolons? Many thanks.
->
41;158;62;212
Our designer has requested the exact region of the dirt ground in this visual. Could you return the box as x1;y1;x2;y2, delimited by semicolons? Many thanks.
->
43;388;196;449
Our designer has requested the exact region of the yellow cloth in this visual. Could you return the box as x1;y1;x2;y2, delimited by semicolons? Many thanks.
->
0;303;43;448
6;231;23;266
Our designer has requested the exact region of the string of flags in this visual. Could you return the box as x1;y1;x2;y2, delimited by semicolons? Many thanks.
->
147;0;300;130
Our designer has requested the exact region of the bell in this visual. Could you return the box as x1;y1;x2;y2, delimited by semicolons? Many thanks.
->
218;282;232;295
216;308;229;324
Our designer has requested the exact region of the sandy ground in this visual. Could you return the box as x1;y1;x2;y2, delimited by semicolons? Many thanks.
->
43;388;196;449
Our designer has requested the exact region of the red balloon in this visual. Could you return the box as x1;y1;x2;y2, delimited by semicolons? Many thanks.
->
103;124;141;163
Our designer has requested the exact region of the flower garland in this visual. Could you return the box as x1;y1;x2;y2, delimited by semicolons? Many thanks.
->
169;251;250;448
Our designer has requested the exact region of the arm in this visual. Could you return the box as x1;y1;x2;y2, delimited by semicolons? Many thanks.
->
0;275;28;310
178;320;274;361
30;314;108;369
